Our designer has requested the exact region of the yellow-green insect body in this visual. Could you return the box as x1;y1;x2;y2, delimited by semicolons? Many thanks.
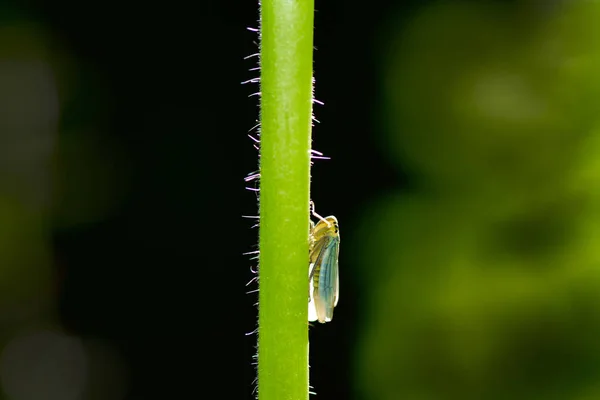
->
308;214;340;323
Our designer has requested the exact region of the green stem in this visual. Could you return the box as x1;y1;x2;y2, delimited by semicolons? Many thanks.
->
257;0;315;399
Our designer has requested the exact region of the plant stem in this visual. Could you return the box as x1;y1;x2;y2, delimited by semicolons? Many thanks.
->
257;0;315;399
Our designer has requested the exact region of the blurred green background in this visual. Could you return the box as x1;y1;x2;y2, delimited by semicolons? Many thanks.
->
2;0;600;399
352;1;600;400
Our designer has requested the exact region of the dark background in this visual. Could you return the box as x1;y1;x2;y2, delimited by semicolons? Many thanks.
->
0;0;395;399
4;0;600;399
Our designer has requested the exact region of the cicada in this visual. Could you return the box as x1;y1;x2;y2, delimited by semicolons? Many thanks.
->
308;202;340;323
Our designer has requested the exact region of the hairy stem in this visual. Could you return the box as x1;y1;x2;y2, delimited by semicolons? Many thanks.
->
257;0;315;399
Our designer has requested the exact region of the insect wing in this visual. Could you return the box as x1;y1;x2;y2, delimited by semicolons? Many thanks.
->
308;238;327;323
308;278;319;322
309;234;340;323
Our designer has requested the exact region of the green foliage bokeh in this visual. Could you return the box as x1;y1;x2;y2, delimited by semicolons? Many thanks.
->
355;2;600;399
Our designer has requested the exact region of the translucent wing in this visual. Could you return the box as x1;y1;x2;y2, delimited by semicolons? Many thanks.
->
308;235;340;323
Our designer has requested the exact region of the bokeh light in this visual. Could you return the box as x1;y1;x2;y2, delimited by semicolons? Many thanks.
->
354;1;600;399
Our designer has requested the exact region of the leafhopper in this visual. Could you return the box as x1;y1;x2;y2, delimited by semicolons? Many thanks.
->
308;202;340;323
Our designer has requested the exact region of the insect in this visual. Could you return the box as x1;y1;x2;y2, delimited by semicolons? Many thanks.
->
308;202;340;323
